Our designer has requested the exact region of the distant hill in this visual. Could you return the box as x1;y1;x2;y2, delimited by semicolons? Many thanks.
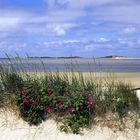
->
0;56;83;60
100;55;127;59
56;56;82;59
27;56;82;59
0;55;131;59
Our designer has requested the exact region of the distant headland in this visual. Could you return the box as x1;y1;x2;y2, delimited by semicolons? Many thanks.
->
99;55;127;59
0;55;140;60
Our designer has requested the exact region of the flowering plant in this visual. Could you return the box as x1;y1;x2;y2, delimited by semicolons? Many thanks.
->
16;77;95;133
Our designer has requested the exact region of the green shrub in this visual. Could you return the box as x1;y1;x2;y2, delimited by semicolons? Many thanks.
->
16;80;45;125
104;82;140;118
60;114;88;134
15;75;95;133
114;84;139;118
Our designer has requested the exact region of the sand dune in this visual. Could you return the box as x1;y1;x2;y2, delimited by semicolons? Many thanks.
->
0;110;139;140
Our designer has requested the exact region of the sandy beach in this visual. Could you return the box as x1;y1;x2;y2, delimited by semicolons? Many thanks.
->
111;72;140;87
82;72;140;88
0;110;139;140
25;72;140;88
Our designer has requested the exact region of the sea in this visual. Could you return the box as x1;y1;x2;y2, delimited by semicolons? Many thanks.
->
0;58;140;72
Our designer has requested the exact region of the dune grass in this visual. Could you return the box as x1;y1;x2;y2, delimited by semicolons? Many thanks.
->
0;57;139;134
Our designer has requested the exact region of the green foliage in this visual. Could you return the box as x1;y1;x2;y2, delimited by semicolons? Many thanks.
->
16;80;46;125
1;72;23;93
13;74;95;132
60;114;88;134
104;82;140;118
0;68;24;108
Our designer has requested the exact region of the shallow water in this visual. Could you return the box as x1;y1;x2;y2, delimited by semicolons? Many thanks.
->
1;58;140;72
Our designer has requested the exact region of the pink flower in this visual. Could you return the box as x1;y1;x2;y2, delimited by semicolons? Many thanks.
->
23;98;31;105
32;101;39;106
87;99;94;105
47;89;53;95
69;107;75;113
45;106;51;113
58;101;63;109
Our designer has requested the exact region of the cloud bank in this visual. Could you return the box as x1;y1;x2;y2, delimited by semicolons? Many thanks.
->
0;0;140;57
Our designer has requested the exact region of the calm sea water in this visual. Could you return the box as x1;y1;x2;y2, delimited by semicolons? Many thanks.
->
1;58;140;72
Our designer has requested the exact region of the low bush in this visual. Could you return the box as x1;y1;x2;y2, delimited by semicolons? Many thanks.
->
14;75;95;133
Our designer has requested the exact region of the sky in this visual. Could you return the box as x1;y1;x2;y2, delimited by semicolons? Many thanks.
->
0;0;140;58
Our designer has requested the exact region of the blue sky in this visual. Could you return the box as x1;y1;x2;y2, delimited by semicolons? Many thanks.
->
0;0;140;58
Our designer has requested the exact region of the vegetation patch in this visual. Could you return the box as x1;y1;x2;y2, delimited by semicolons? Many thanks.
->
0;60;139;134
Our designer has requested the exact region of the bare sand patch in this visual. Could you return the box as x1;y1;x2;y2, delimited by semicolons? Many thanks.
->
21;72;140;87
0;110;139;140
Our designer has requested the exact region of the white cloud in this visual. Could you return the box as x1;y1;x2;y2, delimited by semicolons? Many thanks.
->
0;1;140;46
52;23;76;36
0;17;20;31
98;38;109;42
42;0;140;26
92;5;140;24
121;27;137;35
57;0;114;9
0;10;31;33
53;25;66;36
0;9;78;36
43;39;79;45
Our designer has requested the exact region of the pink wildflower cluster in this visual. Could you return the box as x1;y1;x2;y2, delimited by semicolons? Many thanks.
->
87;99;94;105
45;106;51;113
58;101;63;109
69;107;75;113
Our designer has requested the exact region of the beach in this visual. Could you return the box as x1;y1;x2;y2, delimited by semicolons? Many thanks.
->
81;72;140;87
1;0;140;139
24;72;140;88
0;60;140;140
0;110;139;140
111;72;140;87
0;71;136;140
